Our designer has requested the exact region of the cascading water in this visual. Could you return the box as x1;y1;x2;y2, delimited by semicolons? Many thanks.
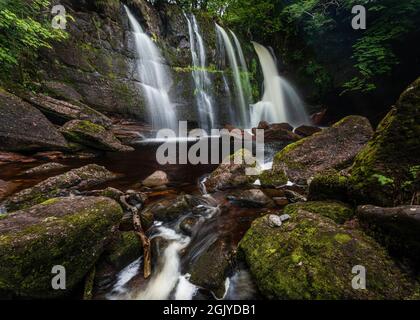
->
124;6;177;130
230;30;252;105
251;42;310;128
216;24;250;128
185;13;216;130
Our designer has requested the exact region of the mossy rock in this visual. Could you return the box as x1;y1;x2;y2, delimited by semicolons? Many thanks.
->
284;201;354;224
0;196;123;298
239;209;416;299
266;116;373;186
105;231;142;270
308;169;350;202
348;78;420;206
60;120;134;152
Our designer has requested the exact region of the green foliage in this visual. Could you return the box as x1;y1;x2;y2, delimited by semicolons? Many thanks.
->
0;0;68;85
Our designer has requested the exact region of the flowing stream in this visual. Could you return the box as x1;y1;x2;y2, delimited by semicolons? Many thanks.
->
125;6;177;130
251;42;310;127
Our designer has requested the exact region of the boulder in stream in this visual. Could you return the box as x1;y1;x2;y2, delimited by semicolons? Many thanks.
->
261;115;373;186
142;170;169;188
0;196;123;298
60;120;134;152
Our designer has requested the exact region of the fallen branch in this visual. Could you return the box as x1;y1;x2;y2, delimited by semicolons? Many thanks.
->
120;195;152;279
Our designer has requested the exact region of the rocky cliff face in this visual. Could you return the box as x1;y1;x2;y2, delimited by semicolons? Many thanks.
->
34;0;232;126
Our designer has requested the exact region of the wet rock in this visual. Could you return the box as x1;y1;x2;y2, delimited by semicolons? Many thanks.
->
189;239;233;299
284;189;307;203
43;80;83;103
263;126;302;142
24;93;112;128
257;121;270;130
239;209;416;299
2;164;117;212
279;214;291;222
60;120;134;152
357;205;420;270
33;150;100;161
120;212;134;232
0;88;68;152
273;197;289;207
21;162;68;176
204;149;257;193
179;216;199;236
294;125;322;137
151;236;171;268
142;195;191;222
348;78;420;206
0;196;123;298
284;201;354;224
263;116;373;186
142;170;169;188
228;189;275;208
83;187;125;203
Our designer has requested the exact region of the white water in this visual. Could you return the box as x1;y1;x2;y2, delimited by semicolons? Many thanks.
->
125;6;177;130
216;24;249;128
251;42;310;128
230;30;252;104
135;226;190;300
185;13;216;130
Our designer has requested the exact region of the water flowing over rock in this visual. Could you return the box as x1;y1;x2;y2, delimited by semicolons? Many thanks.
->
2;164;117;212
0;196;123;299
185;13;215;130
216;24;250;128
0;89;68;152
262;115;373;186
239;209;416;299
251;42;310;128
125;5;177;130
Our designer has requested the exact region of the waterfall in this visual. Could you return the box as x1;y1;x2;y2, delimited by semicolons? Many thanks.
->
124;6;177;130
251;42;310;128
230;30;252;105
216;24;249;128
185;13;216;130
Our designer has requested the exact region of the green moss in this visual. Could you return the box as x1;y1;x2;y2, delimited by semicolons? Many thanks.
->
259;169;287;186
308;169;349;202
0;197;122;298
106;232;142;270
239;210;415;300
284;201;354;224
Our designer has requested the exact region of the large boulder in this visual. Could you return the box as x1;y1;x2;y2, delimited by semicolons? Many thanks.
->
25;93;112;128
204;149;257;193
0;196;123;298
239;210;416;299
348;78;420;206
2;164;117;212
0;88;68;152
261;116;373;186
142;171;169;188
284;201;354;224
357;205;420;270
60;120;134;152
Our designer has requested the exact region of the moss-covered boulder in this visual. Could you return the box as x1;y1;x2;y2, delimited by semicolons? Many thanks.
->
204;149;257;193
0;196;123;298
308;169;350;202
357;205;420;271
284;201;354;224
0;88;68;152
263;116;373;186
239;209;416;300
60;120;134;152
348;78;420;206
2;164;117;212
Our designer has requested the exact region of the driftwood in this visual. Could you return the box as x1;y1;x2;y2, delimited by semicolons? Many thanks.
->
120;195;152;279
